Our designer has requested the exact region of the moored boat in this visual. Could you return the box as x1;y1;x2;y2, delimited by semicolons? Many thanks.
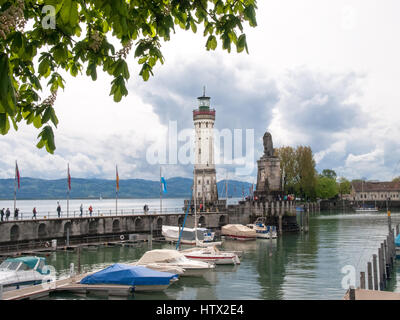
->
181;246;241;265
221;224;257;241
162;225;216;245
0;256;50;291
246;219;277;239
79;264;179;292
134;249;215;277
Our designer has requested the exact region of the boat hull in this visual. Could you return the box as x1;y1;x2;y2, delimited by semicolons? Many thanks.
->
222;234;256;241
184;254;238;265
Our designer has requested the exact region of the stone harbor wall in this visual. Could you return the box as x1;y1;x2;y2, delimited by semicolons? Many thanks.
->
0;200;318;249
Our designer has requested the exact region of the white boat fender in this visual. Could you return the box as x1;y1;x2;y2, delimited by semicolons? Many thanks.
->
120;235;125;241
45;241;50;248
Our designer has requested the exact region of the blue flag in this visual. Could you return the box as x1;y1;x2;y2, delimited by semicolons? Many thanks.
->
161;177;167;193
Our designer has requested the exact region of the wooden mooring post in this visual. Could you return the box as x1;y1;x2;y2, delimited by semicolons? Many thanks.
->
360;272;366;289
367;262;373;290
77;245;81;274
372;254;378;290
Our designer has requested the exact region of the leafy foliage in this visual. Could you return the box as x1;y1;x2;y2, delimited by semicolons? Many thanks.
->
338;177;351;196
316;176;338;200
0;0;258;153
276;145;318;200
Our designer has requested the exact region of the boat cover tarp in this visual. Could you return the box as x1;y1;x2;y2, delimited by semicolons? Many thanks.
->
162;226;208;241
137;249;184;264
395;234;400;247
5;256;47;273
80;264;178;286
221;224;257;238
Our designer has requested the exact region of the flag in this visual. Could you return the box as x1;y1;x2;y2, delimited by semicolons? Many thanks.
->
15;161;20;189
67;163;71;191
161;177;167;194
116;165;119;192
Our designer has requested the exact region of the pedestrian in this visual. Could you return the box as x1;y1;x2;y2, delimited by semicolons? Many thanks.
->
14;208;19;220
5;208;10;221
89;205;93;216
80;204;83;217
57;202;61;218
0;208;4;222
32;207;37;219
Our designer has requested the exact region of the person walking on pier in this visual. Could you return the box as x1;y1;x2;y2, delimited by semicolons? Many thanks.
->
88;205;93;216
32;207;37;219
0;208;4;222
80;204;83;217
5;208;10;221
14;208;19;220
57;202;61;218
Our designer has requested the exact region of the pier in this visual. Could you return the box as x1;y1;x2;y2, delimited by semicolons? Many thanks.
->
0;200;319;255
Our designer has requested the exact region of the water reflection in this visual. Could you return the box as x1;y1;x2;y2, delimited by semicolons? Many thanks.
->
42;211;400;300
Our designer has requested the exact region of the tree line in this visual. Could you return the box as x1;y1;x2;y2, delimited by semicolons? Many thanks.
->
275;146;351;201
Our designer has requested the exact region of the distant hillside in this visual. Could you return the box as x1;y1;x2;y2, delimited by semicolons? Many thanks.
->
0;177;253;200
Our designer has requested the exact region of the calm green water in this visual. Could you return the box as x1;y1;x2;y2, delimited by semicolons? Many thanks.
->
41;210;400;300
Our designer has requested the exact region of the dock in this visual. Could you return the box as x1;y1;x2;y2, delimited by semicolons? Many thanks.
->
1;270;136;300
344;288;400;300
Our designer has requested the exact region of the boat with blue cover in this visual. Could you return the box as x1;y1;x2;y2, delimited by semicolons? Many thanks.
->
80;264;179;292
0;256;50;291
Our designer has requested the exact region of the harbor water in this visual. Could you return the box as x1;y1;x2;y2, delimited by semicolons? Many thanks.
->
28;207;400;300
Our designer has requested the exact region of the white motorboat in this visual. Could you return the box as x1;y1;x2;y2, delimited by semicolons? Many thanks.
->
355;206;379;212
246;221;277;239
162;225;216;245
0;256;49;291
221;224;257;241
134;249;215;277
181;246;241;265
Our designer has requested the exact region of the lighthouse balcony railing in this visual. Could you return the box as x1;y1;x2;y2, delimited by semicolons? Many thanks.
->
193;109;215;117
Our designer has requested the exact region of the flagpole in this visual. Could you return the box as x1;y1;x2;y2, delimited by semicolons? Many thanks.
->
14;160;17;215
116;165;118;216
160;166;162;214
67;163;70;218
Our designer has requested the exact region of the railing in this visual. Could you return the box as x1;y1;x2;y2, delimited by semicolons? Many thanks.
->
193;109;215;117
0;207;187;222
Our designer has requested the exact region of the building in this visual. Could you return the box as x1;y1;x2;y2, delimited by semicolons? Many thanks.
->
192;89;218;204
350;181;400;201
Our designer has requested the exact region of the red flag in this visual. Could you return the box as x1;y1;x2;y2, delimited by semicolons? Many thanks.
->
116;165;119;192
67;163;71;191
15;161;20;189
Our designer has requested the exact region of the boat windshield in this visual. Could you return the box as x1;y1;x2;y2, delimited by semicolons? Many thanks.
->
0;261;21;271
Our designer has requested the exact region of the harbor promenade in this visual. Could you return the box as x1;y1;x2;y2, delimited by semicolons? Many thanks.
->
0;200;317;254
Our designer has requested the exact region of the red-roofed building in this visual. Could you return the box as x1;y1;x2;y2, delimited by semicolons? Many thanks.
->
350;181;400;201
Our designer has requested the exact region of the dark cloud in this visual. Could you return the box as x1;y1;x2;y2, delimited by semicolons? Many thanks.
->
278;69;368;153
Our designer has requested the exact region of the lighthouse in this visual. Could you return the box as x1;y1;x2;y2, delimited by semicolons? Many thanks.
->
193;88;218;204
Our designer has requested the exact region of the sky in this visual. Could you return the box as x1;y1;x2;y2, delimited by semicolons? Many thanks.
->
2;0;400;182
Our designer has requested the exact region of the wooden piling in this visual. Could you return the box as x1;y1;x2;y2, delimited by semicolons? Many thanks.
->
77;245;81;274
381;242;387;285
360;272;366;289
378;247;384;290
349;286;355;300
372;254;378;290
367;262;373;290
396;224;399;237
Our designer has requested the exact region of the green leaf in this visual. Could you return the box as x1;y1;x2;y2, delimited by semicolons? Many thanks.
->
60;0;79;27
206;35;217;50
0;114;10;135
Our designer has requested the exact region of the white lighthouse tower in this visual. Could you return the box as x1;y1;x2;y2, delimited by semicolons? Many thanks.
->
193;88;218;204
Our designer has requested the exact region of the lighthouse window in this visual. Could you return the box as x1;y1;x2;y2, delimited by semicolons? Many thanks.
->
206;123;208;128
207;180;209;185
198;180;201;184
199;148;201;154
